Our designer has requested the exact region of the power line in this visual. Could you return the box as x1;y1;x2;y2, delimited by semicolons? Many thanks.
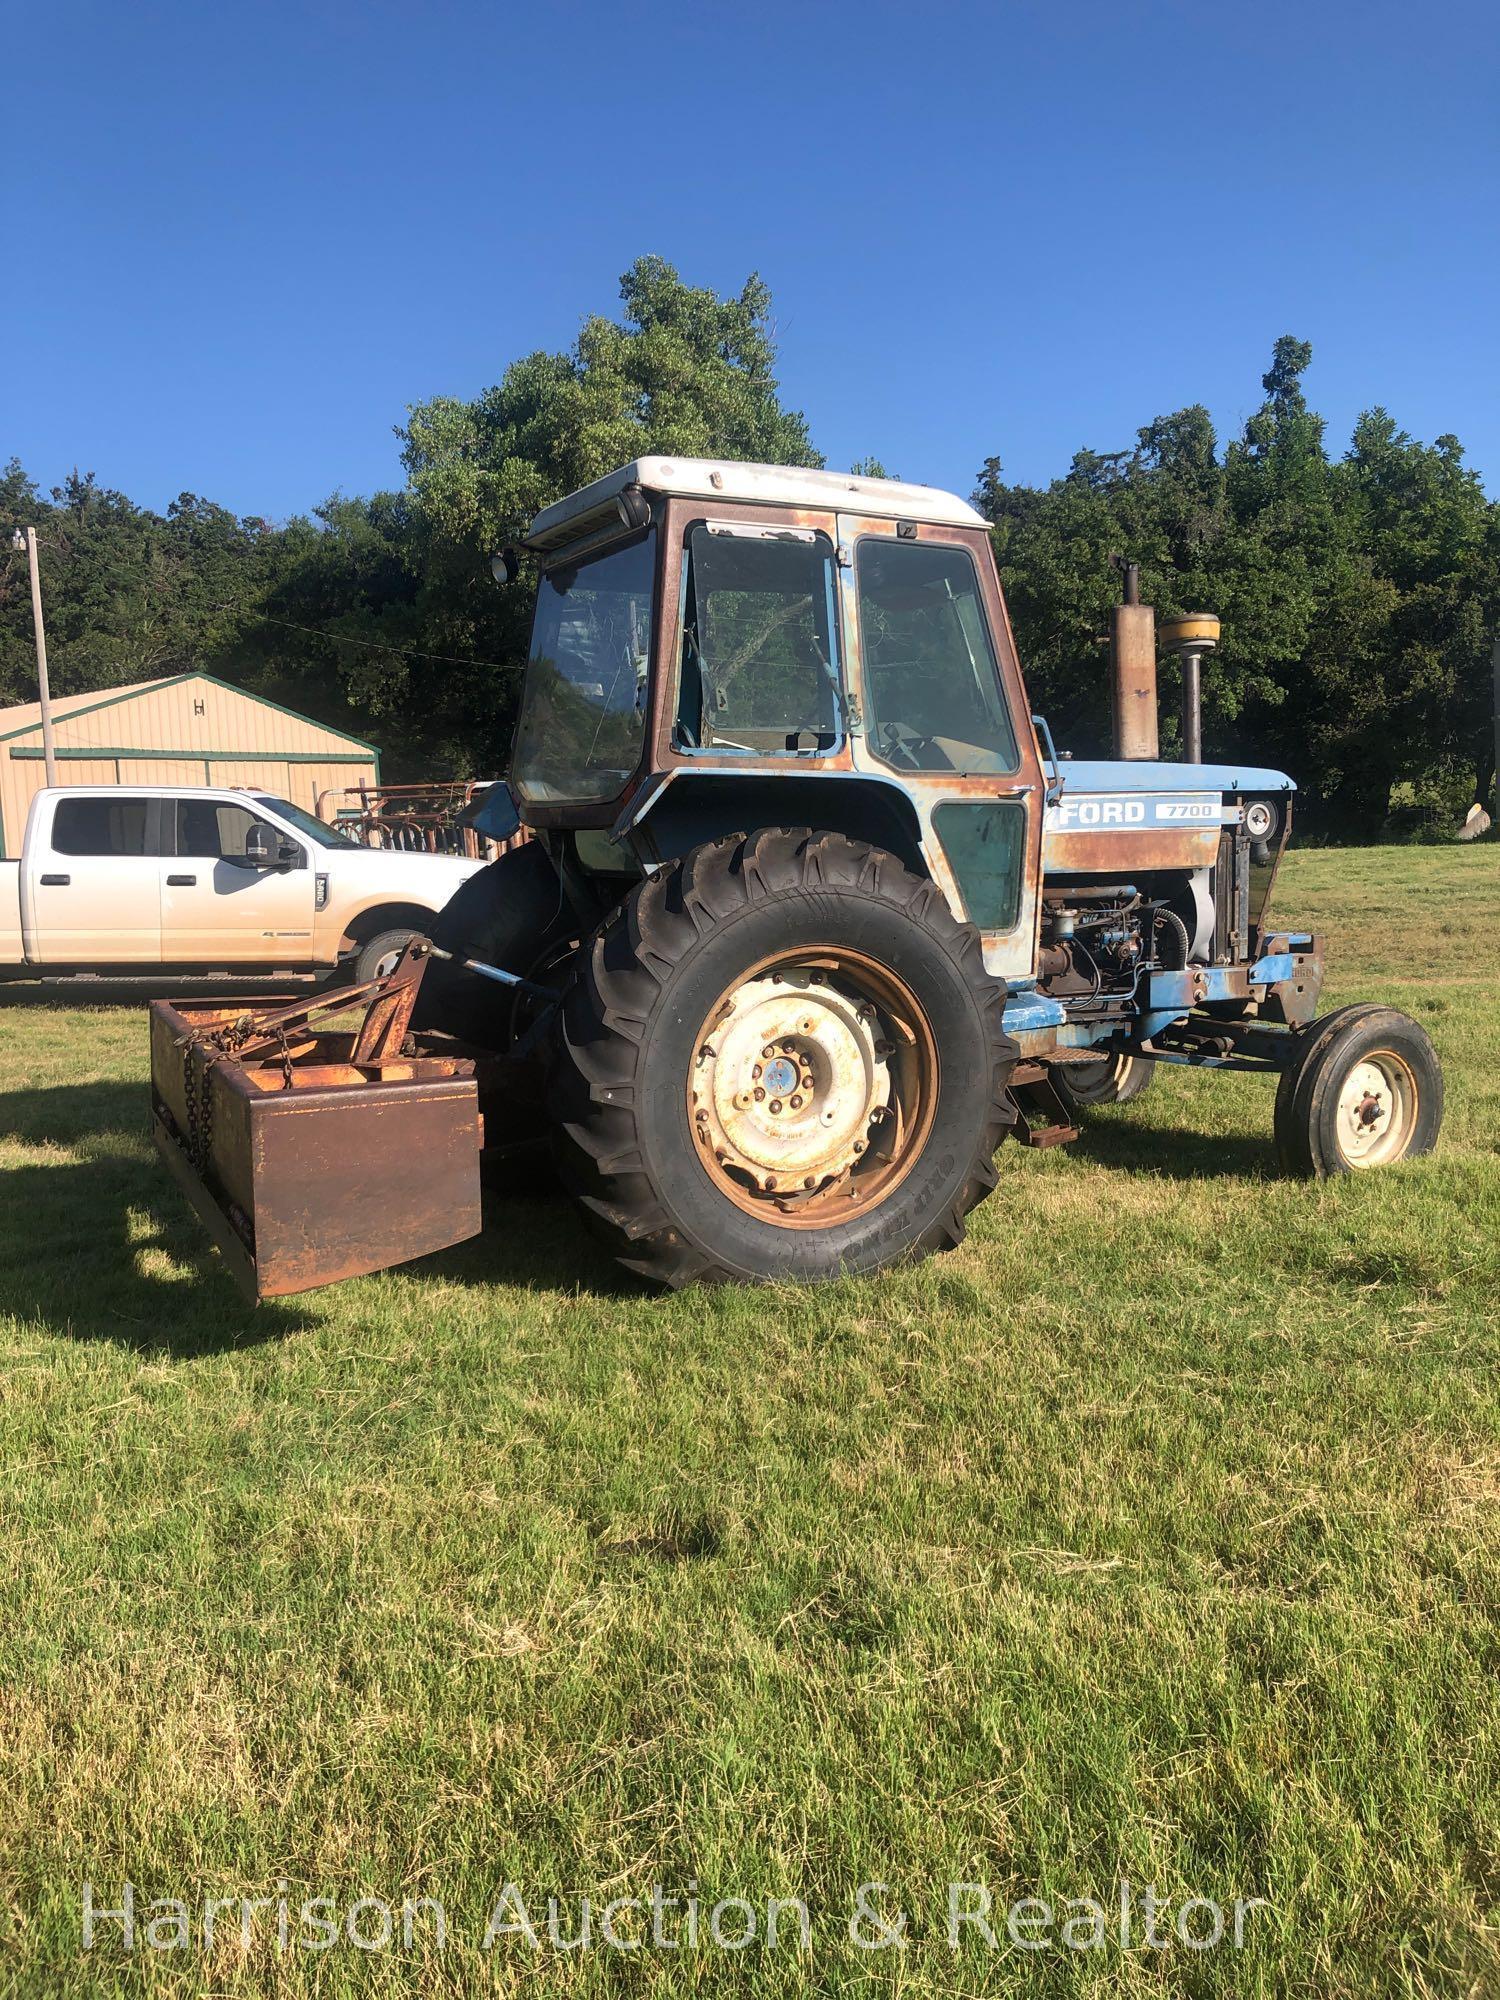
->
253;609;527;673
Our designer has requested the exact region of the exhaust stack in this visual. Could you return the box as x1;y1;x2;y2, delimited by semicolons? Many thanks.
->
1161;614;1221;764
1109;559;1158;761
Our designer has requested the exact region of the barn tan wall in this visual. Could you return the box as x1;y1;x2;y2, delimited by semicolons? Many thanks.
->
0;675;377;853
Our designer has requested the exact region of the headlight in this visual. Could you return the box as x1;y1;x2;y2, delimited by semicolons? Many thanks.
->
1244;799;1277;841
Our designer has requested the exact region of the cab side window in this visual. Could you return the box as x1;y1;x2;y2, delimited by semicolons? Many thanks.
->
175;800;271;860
675;523;840;754
856;539;1019;775
51;796;153;856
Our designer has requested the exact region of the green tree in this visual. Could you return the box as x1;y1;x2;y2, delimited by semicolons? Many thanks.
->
274;256;825;775
977;336;1499;836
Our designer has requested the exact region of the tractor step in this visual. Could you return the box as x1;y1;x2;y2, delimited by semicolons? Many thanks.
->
148;944;483;1300
1009;1068;1081;1150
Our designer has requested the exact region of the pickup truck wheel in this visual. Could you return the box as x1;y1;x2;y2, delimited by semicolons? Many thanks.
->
1274;1004;1443;1176
550;828;1018;1289
351;928;420;985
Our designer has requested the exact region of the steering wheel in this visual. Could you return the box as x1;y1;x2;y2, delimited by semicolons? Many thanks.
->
878;720;937;769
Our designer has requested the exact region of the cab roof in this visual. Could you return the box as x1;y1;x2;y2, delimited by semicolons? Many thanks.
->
525;456;986;551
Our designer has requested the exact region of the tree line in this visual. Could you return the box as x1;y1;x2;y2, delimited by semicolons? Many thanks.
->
2;257;1495;838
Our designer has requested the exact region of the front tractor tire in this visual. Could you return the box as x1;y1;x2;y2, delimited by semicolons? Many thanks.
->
1274;1004;1443;1177
1052;1051;1155;1111
550;829;1019;1288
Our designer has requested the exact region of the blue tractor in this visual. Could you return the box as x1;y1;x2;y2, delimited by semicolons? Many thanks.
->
151;457;1443;1298
416;457;1442;1287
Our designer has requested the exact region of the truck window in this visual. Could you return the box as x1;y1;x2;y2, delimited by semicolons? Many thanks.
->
175;800;271;860
675;524;840;753
252;796;357;849
855;539;1019;775
51;796;152;856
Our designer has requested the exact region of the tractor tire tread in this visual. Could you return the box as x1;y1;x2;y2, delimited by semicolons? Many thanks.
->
550;827;1017;1288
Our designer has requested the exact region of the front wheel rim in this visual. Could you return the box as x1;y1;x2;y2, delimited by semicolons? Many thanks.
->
688;947;938;1227
1334;1049;1417;1167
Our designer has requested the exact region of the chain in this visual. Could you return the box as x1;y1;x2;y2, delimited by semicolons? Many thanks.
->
173;1010;291;1171
181;1041;215;1174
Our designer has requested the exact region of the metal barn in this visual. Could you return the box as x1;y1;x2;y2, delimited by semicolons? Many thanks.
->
0;673;380;856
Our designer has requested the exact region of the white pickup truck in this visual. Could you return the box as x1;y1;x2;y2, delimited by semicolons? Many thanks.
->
0;786;483;983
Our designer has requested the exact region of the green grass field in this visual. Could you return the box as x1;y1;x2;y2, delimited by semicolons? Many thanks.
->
1;845;1496;1998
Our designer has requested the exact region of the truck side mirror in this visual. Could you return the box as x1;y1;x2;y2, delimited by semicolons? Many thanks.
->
243;824;276;867
243;824;301;870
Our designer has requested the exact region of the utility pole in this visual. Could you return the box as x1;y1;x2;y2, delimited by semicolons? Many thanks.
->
1493;633;1499;822
12;527;58;785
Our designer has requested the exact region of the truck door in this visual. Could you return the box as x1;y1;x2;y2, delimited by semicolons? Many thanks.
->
23;792;163;964
837;514;1045;982
163;797;316;964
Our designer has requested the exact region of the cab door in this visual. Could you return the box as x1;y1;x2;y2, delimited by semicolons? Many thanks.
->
837;514;1045;982
23;792;163;964
162;797;316;963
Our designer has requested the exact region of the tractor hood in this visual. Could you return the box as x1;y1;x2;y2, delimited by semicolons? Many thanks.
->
1049;760;1295;797
1041;760;1294;874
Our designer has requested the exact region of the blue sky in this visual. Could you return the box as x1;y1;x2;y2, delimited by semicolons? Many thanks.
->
6;0;1497;518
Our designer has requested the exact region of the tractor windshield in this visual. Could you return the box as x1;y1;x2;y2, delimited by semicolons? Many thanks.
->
511;530;656;804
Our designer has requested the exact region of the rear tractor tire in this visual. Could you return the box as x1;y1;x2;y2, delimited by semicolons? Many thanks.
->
1274;1004;1443;1177
1053;1051;1155;1111
550;828;1019;1288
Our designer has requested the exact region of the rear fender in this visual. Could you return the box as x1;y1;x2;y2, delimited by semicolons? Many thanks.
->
615;770;931;882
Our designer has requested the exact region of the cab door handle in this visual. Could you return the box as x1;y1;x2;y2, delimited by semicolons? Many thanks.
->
40;873;70;886
167;874;197;886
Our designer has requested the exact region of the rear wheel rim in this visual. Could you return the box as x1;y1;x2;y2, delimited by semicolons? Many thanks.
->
689;947;938;1227
1334;1049;1417;1167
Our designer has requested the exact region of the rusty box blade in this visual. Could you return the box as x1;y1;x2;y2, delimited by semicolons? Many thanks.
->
149;997;483;1301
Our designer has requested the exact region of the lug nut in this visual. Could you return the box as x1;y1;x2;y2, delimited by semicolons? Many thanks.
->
790;1094;803;1109
695;1107;708;1122
762;1045;775;1059
769;1099;783;1114
853;1139;866;1155
751;1063;762;1079
803;1175;816;1188
754;1086;766;1101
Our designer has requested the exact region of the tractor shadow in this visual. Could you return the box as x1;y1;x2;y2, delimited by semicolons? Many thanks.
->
1065;1113;1276;1182
0;1080;313;1355
0;1081;633;1347
413;1152;642;1300
414;1203;638;1299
